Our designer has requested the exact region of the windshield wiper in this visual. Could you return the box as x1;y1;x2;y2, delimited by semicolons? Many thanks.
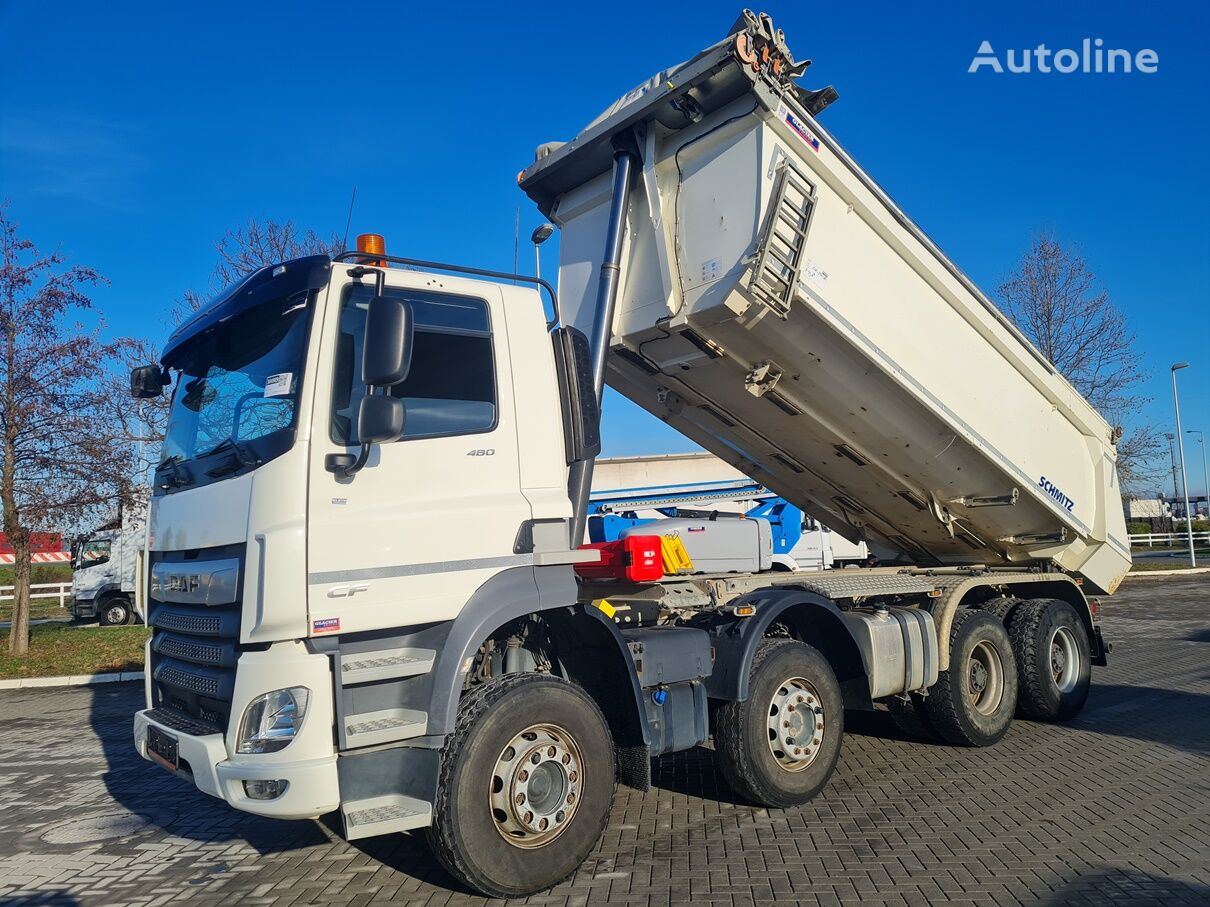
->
204;438;261;478
156;455;194;489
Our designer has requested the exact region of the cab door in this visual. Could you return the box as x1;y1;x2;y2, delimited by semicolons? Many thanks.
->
306;270;532;635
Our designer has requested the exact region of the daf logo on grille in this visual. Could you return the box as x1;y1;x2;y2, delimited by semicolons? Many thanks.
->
159;574;201;593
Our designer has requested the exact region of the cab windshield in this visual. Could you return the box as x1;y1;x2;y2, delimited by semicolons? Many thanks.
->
74;539;111;569
158;291;312;490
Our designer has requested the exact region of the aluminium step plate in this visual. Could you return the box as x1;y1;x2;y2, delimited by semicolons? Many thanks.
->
340;648;435;686
342;794;432;840
344;708;428;749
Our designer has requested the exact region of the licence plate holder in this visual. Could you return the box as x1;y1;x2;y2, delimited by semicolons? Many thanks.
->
147;725;179;771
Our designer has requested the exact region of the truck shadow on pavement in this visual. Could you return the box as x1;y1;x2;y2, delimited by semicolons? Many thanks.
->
0;892;80;906
1071;682;1210;756
88;683;330;854
1041;866;1210;905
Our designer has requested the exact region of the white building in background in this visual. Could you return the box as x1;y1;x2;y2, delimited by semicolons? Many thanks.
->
592;451;747;490
1125;497;1171;523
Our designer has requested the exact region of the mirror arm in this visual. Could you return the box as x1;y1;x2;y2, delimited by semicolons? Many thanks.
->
348;265;386;295
326;379;385;478
326;442;371;477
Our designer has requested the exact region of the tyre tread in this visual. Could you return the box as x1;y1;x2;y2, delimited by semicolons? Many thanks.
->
1008;599;1052;720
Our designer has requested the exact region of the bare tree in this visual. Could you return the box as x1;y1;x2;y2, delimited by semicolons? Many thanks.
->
0;206;136;656
999;233;1162;491
101;336;169;480
168;219;341;324
211;219;342;290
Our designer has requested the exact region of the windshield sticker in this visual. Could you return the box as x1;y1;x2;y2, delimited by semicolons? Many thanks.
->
264;372;293;397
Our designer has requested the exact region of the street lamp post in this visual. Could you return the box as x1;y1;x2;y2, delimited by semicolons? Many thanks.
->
1171;363;1195;566
1188;429;1208;524
530;223;555;281
1165;432;1180;502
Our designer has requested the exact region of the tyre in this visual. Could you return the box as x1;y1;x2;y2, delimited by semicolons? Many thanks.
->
923;609;1018;746
714;639;844;808
886;692;940;741
427;674;616;898
975;596;1023;625
1008;599;1091;721
98;595;132;626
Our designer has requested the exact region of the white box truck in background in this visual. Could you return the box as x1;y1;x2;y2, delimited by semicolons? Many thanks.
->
71;517;145;625
126;11;1122;897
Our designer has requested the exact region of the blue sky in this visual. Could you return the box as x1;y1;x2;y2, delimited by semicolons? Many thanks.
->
2;1;1207;493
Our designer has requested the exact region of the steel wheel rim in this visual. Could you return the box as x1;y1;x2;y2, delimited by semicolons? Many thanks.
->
1049;626;1080;693
766;676;825;771
104;605;126;625
489;723;581;848
967;640;1004;716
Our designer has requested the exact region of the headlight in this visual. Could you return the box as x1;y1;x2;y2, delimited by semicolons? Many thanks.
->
236;687;310;754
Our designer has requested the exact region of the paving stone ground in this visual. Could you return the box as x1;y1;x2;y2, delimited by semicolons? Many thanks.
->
1;576;1207;907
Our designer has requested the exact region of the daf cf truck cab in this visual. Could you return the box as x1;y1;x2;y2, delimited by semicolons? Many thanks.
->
128;10;1124;898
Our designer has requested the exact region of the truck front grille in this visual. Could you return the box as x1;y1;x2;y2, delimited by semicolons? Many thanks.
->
153;611;222;635
147;544;244;731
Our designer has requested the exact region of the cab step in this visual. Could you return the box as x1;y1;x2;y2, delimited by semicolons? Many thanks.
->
339;648;435;686
343;708;428;748
342;794;432;840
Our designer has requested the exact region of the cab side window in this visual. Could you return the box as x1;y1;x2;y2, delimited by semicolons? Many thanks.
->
330;286;496;445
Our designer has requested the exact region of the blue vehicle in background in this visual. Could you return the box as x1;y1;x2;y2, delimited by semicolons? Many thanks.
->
586;479;867;570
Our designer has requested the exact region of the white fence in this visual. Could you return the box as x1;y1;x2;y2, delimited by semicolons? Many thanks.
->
0;582;72;608
1130;531;1210;548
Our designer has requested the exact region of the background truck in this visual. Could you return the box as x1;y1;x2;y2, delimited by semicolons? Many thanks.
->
587;474;869;569
128;10;1123;898
71;517;144;625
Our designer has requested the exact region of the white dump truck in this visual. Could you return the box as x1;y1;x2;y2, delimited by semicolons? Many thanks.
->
128;11;1125;897
71;517;145;625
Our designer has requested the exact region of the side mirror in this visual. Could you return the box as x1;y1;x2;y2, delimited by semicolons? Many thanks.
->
362;295;413;387
357;394;406;444
131;364;168;399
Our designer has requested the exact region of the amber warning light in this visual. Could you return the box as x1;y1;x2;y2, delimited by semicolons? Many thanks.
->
356;233;387;266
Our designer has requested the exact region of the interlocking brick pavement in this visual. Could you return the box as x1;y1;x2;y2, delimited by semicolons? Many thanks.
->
1;576;1207;906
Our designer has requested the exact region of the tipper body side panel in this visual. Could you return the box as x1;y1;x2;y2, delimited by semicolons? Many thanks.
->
520;27;1130;594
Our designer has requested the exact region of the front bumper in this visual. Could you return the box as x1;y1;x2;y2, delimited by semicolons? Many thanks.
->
134;640;341;820
72;597;95;619
133;709;339;818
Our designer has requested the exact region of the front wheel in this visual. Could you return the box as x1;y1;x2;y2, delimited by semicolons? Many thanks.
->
98;595;132;626
427;674;616;898
1008;599;1091;721
714;639;844;808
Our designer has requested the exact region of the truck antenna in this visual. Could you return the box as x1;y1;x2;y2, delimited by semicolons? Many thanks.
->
512;206;519;285
341;186;357;251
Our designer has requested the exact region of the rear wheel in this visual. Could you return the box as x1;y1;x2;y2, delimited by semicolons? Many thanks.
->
98;595;132;626
714;639;843;808
886;692;940;741
427;674;615;898
975;595;1023;625
923;609;1018;746
1008;599;1091;721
